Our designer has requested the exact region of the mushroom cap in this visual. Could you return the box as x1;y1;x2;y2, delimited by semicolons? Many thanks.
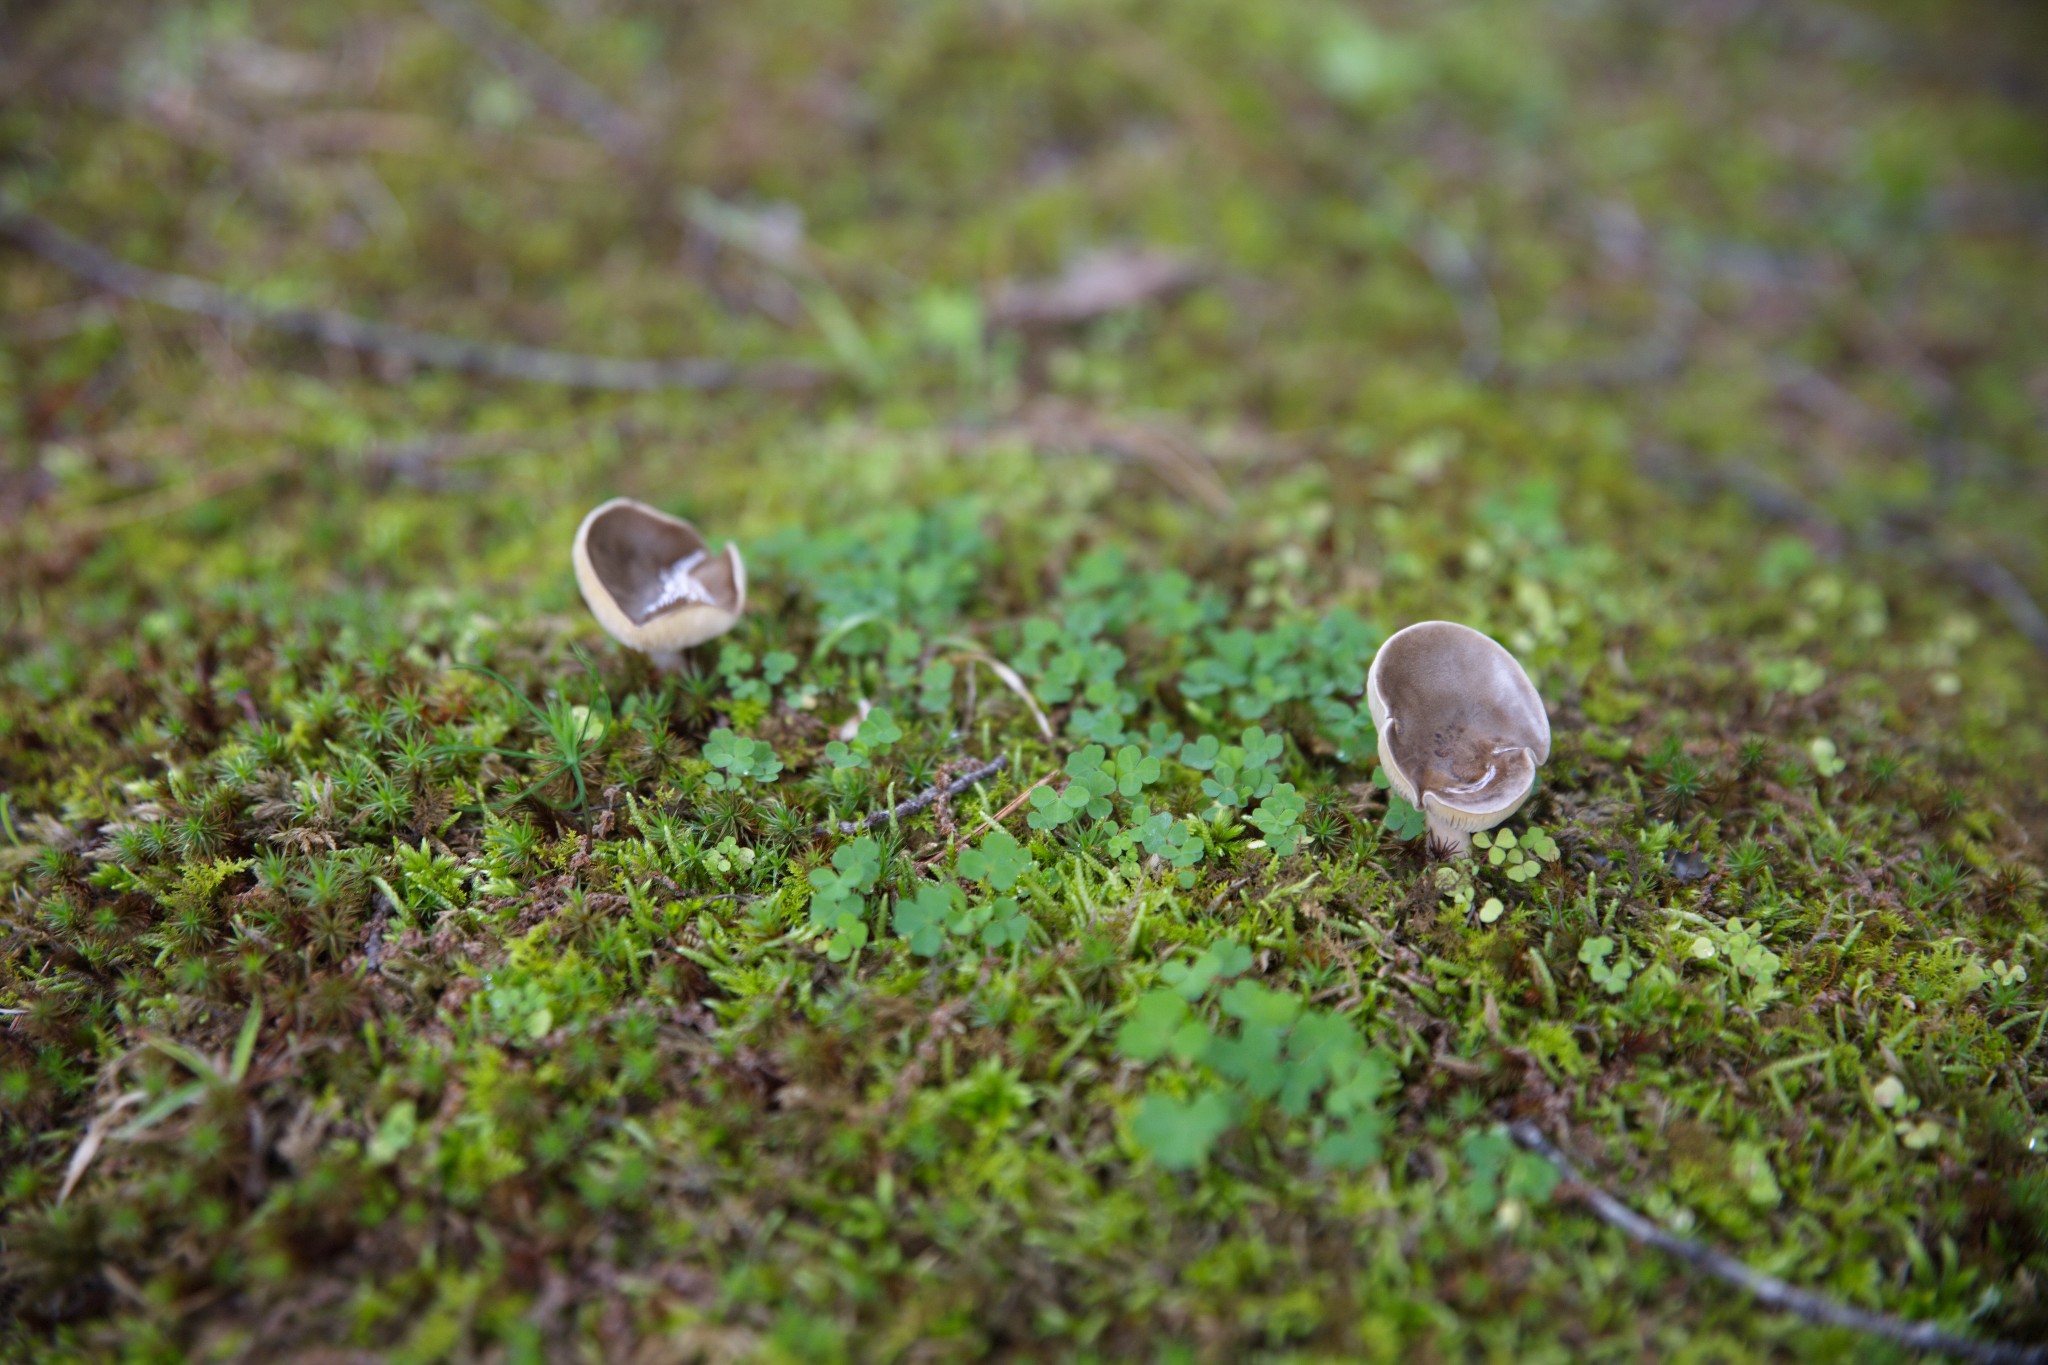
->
572;498;746;656
1366;621;1550;835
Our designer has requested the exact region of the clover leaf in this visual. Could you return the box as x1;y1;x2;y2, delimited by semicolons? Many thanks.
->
704;728;783;787
1111;744;1163;798
1158;940;1253;1001
893;882;959;957
979;897;1031;951
1130;1091;1236;1171
957;827;1030;892
1249;783;1307;855
858;706;903;749
1116;990;1190;1061
1383;793;1427;841
809;835;882;937
1577;935;1634;994
1027;745;1117;829
827;706;905;770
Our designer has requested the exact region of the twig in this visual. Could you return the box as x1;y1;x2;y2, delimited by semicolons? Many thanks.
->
1639;444;2048;661
1951;555;2048;658
1416;214;1697;390
58;1090;145;1204
0;202;821;393
949;649;1058;742
1514;273;1698;390
819;756;1009;837
55;454;294;537
1509;1122;2048;1365
1416;221;1502;382
916;769;1056;871
415;0;650;163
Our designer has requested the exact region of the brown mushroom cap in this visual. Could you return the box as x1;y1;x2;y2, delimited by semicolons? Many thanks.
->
572;498;746;667
1366;621;1550;852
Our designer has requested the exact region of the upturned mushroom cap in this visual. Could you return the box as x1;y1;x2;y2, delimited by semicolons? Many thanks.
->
572;498;746;669
1366;621;1550;855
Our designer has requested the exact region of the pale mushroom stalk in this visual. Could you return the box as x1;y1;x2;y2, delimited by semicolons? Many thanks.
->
1366;621;1551;856
572;498;746;670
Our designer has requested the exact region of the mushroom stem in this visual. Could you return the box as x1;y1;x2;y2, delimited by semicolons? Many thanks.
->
1426;813;1474;857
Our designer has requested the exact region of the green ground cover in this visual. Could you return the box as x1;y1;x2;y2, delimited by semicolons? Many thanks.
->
3;0;2047;1359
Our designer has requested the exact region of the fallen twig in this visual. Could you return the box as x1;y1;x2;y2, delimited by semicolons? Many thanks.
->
55;454;295;538
416;0;650;163
1638;443;2048;661
0;202;821;393
1514;273;1698;390
916;769;1056;871
1951;554;2048;659
949;649;1058;742
956;400;1236;517
1509;1122;2048;1365
58;1090;145;1203
1415;214;1698;390
987;246;1203;329
1416;221;1502;382
820;756;1009;837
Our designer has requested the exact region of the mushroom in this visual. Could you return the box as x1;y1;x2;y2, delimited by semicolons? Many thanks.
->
572;498;746;670
1366;621;1551;855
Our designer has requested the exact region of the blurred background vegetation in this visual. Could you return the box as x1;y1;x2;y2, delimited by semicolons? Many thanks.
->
3;0;2047;1360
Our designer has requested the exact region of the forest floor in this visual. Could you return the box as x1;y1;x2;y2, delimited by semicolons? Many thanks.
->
3;0;2048;1360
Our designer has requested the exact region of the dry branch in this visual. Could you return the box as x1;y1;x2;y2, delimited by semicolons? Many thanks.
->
0;202;821;393
1510;1122;2048;1365
415;0;650;163
1417;216;1698;390
821;757;1009;837
1416;221;1502;382
1639;442;2048;661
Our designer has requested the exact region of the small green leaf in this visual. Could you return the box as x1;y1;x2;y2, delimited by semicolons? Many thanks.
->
1116;991;1190;1061
367;1100;418;1166
1159;940;1254;1000
1130;1091;1236;1170
1314;1112;1389;1170
956;827;1030;891
1383;795;1426;841
979;897;1031;950
893;883;956;956
229;995;263;1084
857;707;903;750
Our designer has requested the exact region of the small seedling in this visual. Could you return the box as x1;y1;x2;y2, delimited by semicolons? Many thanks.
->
704;728;783;788
825;706;903;770
1578;936;1634;995
1472;826;1558;883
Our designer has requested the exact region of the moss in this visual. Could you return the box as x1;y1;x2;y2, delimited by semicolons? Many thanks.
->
3;0;2047;1359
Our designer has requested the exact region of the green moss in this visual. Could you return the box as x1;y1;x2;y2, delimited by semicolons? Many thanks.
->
3;0;2047;1358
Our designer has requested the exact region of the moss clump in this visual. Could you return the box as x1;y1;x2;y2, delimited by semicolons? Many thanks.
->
4;0;2047;1359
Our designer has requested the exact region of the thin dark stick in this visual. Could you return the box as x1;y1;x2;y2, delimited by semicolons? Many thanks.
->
1416;221;1502;383
1515;274;1698;390
820;757;1009;837
1952;555;2048;658
1416;213;1697;390
0;203;821;393
1639;444;2048;661
1510;1122;2048;1365
416;0;650;163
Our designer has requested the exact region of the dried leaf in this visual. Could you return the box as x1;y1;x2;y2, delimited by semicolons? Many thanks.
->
989;247;1201;328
